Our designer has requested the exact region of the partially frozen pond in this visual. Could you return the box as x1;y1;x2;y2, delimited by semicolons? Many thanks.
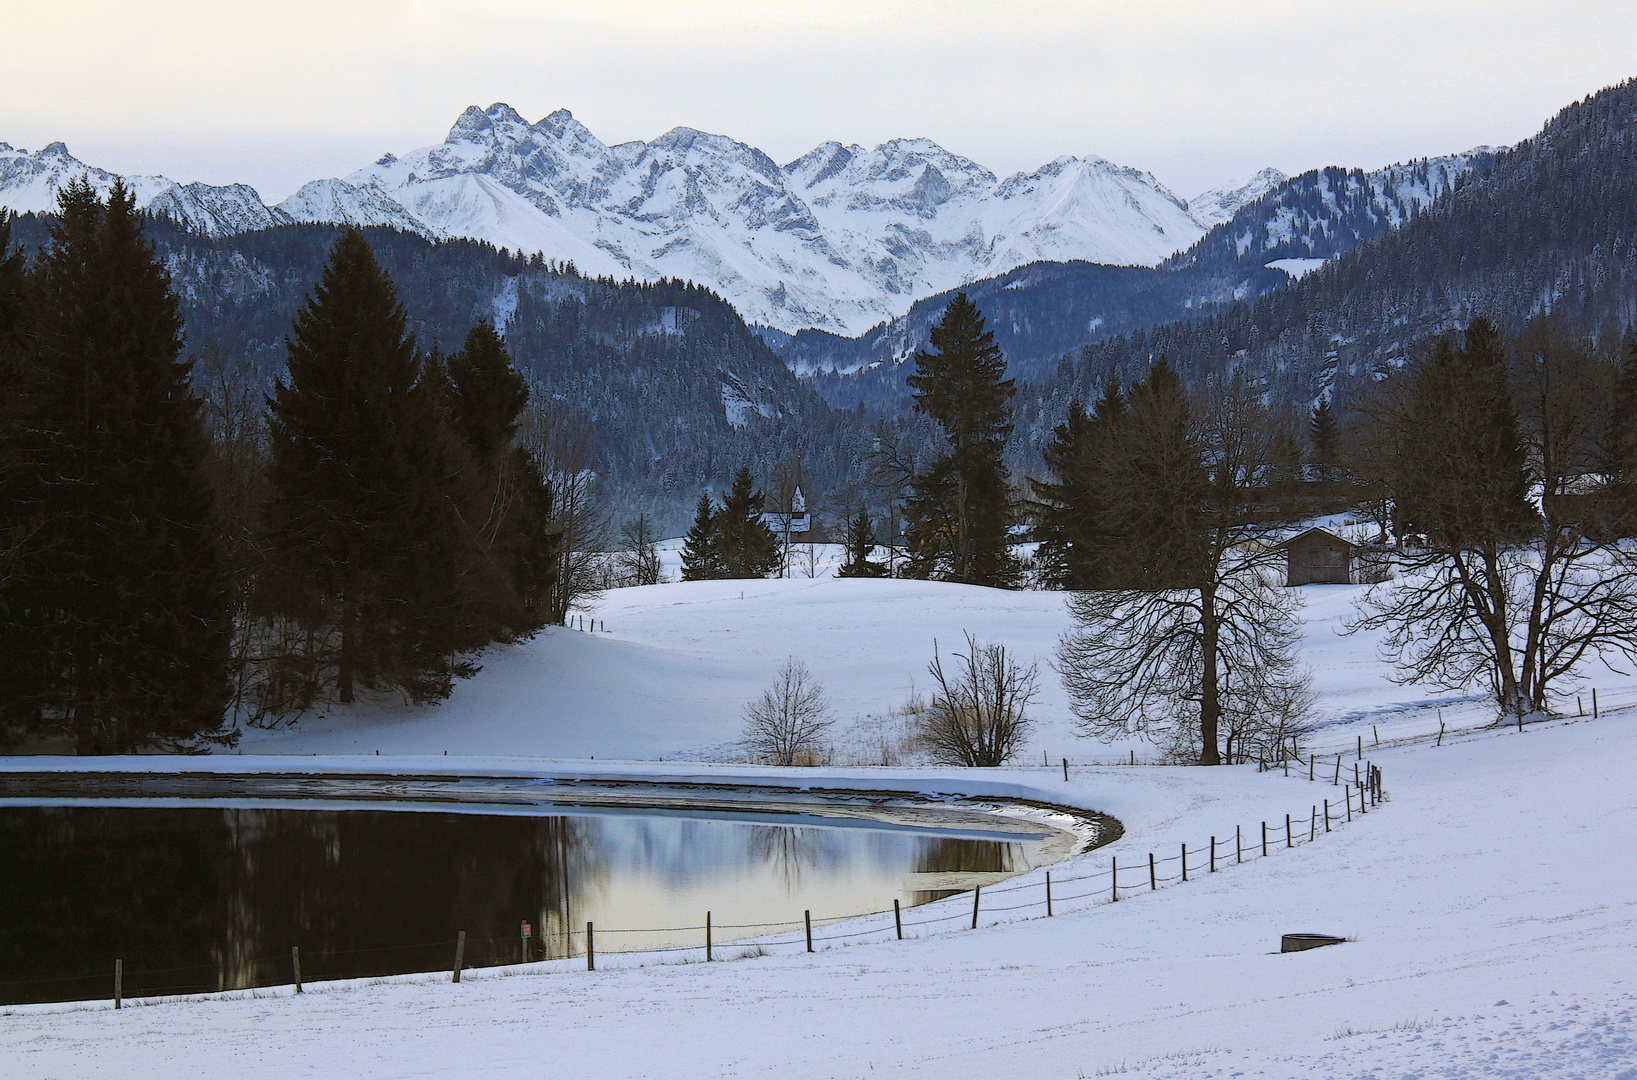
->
0;773;1087;1005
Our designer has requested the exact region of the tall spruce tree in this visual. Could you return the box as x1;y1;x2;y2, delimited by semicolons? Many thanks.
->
1029;381;1129;589
715;466;781;578
1308;398;1340;476
1604;332;1637;531
264;230;466;706
903;293;1018;586
680;493;723;581
1396;318;1536;547
1101;358;1206;590
0;181;230;752
444;324;555;638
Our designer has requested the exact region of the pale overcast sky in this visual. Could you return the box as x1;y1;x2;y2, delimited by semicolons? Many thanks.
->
2;1;1634;201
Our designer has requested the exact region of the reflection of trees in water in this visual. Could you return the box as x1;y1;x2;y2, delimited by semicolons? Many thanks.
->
0;806;600;1003
0;807;223;1004
747;825;850;893
0;807;1024;1005
910;837;1019;906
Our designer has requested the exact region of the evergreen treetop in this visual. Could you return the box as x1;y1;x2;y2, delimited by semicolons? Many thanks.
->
265;229;466;705
680;493;722;581
1;180;230;751
715;466;781;579
836;504;887;578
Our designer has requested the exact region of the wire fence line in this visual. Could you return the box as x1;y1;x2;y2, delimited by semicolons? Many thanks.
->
3;761;1389;1010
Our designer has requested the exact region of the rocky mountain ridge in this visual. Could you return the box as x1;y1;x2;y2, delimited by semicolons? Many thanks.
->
0;111;1276;335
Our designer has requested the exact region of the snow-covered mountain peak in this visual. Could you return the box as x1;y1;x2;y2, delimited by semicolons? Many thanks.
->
1188;167;1288;228
0;140;281;234
2;108;1224;334
447;102;533;146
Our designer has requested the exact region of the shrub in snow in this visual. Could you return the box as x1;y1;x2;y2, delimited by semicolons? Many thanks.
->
920;633;1038;767
742;657;835;766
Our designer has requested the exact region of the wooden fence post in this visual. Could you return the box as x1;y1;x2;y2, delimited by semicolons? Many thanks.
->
706;911;712;961
586;922;594;971
1236;826;1242;864
1045;871;1053;916
971;887;981;929
292;946;301;994
1324;800;1330;832
1210;835;1216;873
1594;688;1599;718
1261;821;1267;857
1334;755;1342;784
452;930;466;983
1148;852;1156;890
1286;813;1292;848
894;898;903;938
1181;843;1188;882
1346;788;1353;822
805;910;813;952
1062;758;1068;781
1111;857;1119;901
1357;735;1363;759
114;959;122;1010
1309;755;1314;781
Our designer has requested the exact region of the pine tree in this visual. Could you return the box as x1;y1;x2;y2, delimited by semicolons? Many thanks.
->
0;181;230;752
903;294;1018;586
836;505;887;578
263;230;466;706
715;466;780;578
1604;331;1637;531
1308;398;1340;475
1101;358;1206;590
444;324;555;638
680;494;722;581
1029;381;1128;589
1397;318;1536;547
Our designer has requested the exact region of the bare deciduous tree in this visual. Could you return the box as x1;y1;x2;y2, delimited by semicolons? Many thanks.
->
1351;320;1637;720
1056;375;1311;764
742;657;835;765
616;514;663;586
519;396;608;623
920;632;1038;766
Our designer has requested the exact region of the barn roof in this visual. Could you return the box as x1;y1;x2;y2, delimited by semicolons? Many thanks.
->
1274;527;1360;552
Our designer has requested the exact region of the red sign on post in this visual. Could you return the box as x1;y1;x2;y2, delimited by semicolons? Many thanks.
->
521;921;532;938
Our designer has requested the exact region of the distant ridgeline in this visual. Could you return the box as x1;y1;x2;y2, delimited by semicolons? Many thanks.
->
5;78;1633;524
785;150;1499;416
4;217;866;533
1030;77;1637;424
791;77;1635;472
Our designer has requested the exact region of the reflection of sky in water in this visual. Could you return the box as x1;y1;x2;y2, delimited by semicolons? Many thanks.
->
565;816;1007;953
0;806;1024;1004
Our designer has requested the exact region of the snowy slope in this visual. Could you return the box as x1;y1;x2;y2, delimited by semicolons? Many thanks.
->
5;664;1635;1077
5;565;1637;1076
277;104;1213;334
0;142;285;236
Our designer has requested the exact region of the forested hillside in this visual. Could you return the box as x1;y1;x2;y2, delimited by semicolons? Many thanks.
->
4;217;871;531
1009;78;1637;466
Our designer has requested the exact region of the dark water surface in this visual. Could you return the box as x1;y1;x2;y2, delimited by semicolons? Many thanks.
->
0;803;1034;1005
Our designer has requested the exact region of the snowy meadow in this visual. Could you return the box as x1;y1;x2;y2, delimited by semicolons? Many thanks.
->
6;560;1636;1079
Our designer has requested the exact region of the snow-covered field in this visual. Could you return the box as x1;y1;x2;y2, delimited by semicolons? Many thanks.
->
5;565;1637;1078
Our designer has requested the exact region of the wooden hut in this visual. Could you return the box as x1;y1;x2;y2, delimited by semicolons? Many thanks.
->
1277;527;1357;586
